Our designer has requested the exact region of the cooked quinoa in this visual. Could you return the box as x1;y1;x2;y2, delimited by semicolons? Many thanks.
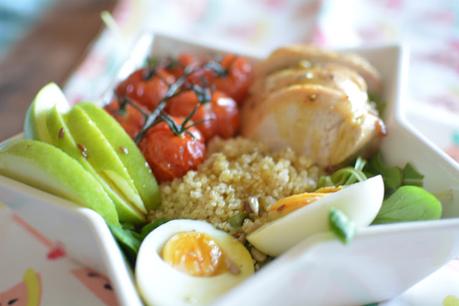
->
149;137;321;235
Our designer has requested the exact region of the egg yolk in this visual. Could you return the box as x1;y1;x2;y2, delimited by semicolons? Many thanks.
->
270;186;342;215
161;232;228;277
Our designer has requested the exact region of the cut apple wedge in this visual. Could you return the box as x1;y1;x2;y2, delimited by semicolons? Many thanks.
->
77;102;160;210
47;105;146;224
0;139;119;225
64;106;147;216
23;82;70;142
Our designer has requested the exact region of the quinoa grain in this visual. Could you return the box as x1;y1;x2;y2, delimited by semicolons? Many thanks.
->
149;137;320;234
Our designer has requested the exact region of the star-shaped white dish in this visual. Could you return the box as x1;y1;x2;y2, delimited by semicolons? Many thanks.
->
1;33;458;306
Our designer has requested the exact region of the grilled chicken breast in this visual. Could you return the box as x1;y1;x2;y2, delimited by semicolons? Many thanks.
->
241;46;385;168
254;45;382;94
248;63;369;114
242;84;382;167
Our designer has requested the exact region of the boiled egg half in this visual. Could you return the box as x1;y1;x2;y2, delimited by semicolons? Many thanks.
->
247;175;384;256
136;219;254;306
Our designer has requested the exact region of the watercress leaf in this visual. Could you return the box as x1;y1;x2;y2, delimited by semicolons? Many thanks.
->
109;224;141;259
372;185;442;224
140;218;170;240
401;163;424;187
329;207;356;244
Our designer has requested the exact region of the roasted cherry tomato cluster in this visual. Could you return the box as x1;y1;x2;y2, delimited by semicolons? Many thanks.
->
105;53;252;183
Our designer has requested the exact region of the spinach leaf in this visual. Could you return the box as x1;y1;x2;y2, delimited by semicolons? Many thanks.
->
109;219;171;266
365;153;402;194
329;208;356;244
140;218;170;240
109;224;142;263
365;154;425;191
401;163;424;186
372;185;442;224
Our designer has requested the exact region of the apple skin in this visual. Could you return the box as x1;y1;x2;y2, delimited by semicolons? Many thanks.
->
24;104;38;139
0;139;119;225
77;102;160;210
47;105;145;224
23;82;70;143
64;106;147;215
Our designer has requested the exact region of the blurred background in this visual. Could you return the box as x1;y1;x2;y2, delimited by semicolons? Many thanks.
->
0;0;116;138
0;0;458;160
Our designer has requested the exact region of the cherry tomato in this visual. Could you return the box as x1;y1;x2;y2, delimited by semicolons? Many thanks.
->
104;99;145;139
164;54;252;105
139;117;206;183
166;54;214;86
166;54;200;79
212;54;252;105
115;68;175;112
211;91;240;138
166;90;239;141
166;90;217;141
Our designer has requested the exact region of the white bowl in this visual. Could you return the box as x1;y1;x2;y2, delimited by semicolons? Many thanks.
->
1;33;459;306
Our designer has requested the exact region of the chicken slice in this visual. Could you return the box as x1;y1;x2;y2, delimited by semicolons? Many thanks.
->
255;45;382;94
243;64;372;128
263;64;366;94
241;84;384;167
253;64;369;110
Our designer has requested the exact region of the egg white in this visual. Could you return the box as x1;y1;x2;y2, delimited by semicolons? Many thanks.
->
136;219;254;306
247;175;384;256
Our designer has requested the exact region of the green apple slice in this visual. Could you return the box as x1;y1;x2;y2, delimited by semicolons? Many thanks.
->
64;106;147;215
47;105;145;224
23;82;70;142
0;139;119;225
77;102;160;210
